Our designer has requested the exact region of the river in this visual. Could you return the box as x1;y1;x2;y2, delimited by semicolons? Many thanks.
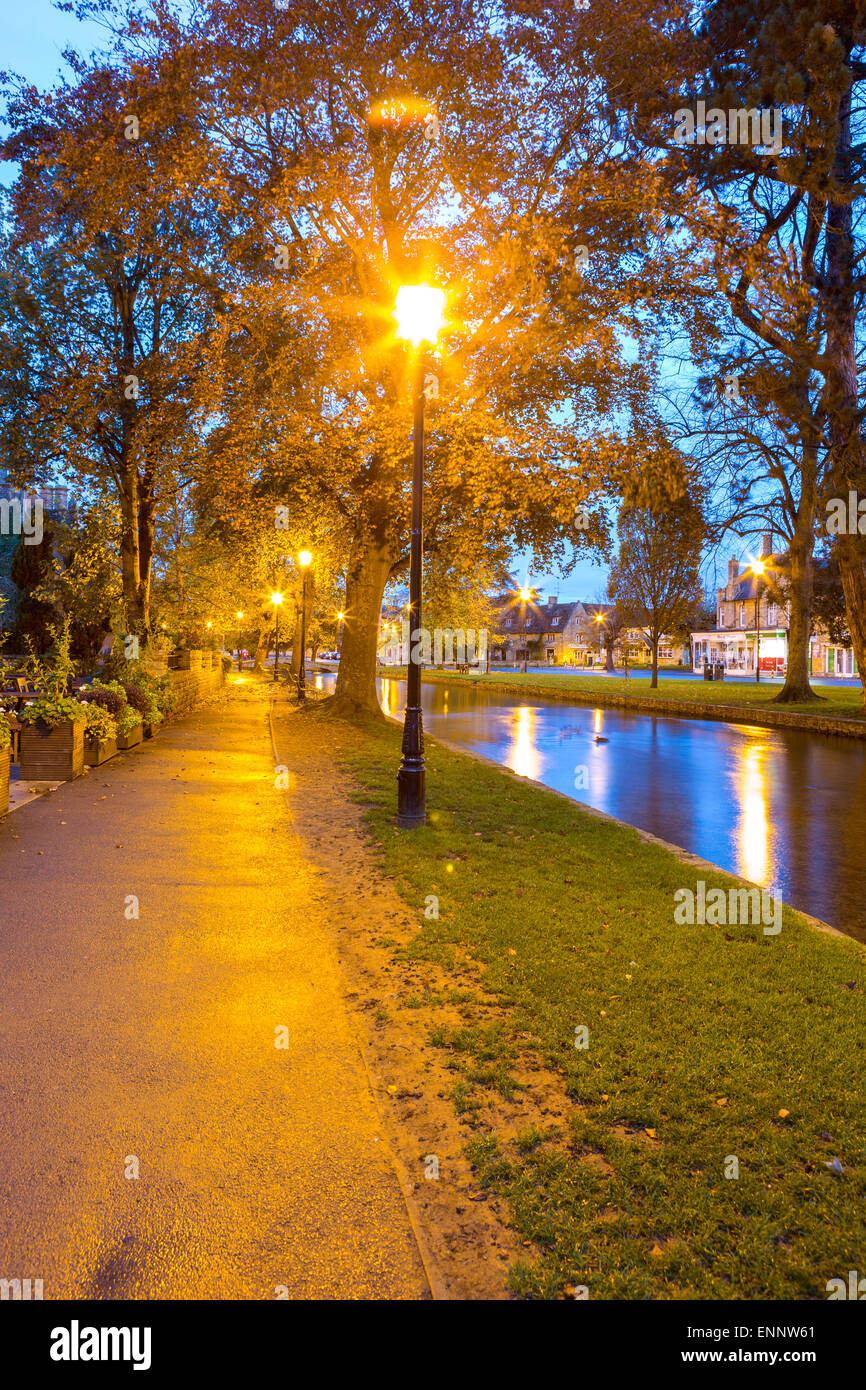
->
309;670;866;941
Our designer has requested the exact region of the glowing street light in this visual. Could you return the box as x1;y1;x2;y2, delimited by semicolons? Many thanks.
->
271;591;284;683
518;587;532;673
297;550;313;704
393;280;446;828
393;284;446;347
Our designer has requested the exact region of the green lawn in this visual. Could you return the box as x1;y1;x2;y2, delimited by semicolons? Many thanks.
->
332;712;866;1299
408;669;866;722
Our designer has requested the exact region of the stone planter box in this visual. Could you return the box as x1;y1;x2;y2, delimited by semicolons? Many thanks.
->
0;746;10;815
84;735;117;767
117;725;143;751
19;718;85;781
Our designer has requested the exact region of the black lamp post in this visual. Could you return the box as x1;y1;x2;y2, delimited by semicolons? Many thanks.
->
393;283;445;829
752;560;765;684
297;549;312;703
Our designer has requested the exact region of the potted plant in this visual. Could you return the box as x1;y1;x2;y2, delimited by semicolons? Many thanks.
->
18;621;87;780
83;677;143;751
126;668;174;736
18;694;87;780
116;704;144;750
82;701;117;766
0;711;11;815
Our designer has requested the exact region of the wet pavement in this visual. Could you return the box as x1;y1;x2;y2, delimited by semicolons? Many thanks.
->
0;685;428;1299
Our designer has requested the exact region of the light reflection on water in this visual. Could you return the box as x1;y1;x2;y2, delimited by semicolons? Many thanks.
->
314;670;866;939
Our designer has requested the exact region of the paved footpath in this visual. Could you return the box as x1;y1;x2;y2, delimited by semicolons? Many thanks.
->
0;684;428;1299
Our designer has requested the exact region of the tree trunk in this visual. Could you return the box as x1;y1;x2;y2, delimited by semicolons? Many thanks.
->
774;512;821;703
289;600;301;687
252;623;269;674
136;491;154;641
650;636;659;688
605;640;615;672
836;535;866;697
823;61;866;707
119;467;143;634
330;535;392;717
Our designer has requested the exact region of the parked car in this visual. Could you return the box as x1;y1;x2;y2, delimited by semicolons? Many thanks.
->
316;651;341;662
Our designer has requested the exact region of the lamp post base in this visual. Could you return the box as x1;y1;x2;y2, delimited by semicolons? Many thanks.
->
396;706;426;827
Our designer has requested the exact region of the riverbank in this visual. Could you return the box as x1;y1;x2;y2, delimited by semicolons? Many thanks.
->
379;668;866;740
297;704;865;1299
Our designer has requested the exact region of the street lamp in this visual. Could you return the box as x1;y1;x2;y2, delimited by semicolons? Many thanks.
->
393;281;446;828
270;592;283;682
235;611;244;667
518;587;532;673
593;611;603;668
297;549;312;704
337;610;345;650
751;558;765;684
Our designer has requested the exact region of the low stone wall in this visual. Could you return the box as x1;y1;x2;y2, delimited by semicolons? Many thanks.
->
165;664;226;720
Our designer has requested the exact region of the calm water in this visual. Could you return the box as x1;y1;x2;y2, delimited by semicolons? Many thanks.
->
310;670;866;940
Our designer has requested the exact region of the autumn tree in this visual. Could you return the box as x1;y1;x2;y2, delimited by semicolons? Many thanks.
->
0;35;227;640
609;495;705;687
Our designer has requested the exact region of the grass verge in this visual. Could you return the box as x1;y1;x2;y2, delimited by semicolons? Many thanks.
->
333;712;865;1299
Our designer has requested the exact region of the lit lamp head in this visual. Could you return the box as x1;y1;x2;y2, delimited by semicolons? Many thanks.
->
394;284;446;347
298;549;312;569
237;610;244;620
206;621;212;629
271;592;283;606
338;610;344;621
752;558;765;576
518;587;531;602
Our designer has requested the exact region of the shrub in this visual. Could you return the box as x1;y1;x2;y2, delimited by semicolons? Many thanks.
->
127;666;176;717
79;683;125;717
116;705;143;737
19;695;87;728
0;711;10;752
83;703;117;742
123;683;150;716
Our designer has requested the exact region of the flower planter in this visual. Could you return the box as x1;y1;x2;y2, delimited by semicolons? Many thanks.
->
143;722;161;740
117;726;143;751
0;747;10;815
84;735;117;767
19;718;85;781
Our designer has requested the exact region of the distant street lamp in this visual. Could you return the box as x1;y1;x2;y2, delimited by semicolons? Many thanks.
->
519;587;532;673
751;558;765;684
270;592;283;682
235;611;244;666
393;282;446;828
337;610;345;649
297;549;312;704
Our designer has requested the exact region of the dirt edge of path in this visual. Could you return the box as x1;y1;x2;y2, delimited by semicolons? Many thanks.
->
269;698;582;1301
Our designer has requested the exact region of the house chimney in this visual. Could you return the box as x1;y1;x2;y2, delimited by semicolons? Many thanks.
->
547;595;555;607
727;557;739;586
761;531;772;557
